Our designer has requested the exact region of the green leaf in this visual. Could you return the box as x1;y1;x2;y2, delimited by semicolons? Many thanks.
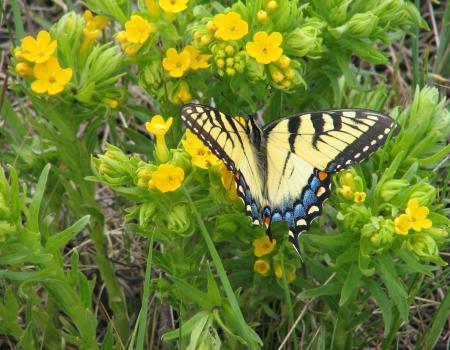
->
28;164;51;233
299;282;341;299
162;311;209;341
207;265;222;307
45;215;90;251
366;279;393;337
339;264;362;306
374;256;409;321
188;313;210;350
169;276;211;309
417;287;450;350
397;249;433;276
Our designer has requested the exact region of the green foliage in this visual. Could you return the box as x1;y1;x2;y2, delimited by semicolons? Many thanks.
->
2;0;449;349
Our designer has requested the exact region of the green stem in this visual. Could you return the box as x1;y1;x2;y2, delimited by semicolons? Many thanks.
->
183;187;261;348
412;0;420;89
280;254;298;350
136;234;155;350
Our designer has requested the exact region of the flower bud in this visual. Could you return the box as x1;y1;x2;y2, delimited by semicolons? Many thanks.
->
403;234;441;263
103;98;119;109
15;62;32;77
277;55;290;68
257;10;268;23
284;22;324;59
225;45;235;56
226;57;234;66
409;183;436;207
194;31;202;40
51;12;84;66
337;185;354;200
207;20;216;31
361;217;394;251
95;145;133;185
166;204;193;236
379;179;409;201
245;55;266;81
266;0;278;13
137;168;154;188
14;47;25;61
226;67;235;76
201;35;212;45
285;68;295;80
269;65;284;83
216;58;225;68
347;12;379;37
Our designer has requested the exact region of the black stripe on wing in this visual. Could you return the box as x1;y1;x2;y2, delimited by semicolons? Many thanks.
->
181;103;246;173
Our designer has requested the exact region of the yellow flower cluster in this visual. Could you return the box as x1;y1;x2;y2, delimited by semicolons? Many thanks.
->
15;31;72;95
162;46;211;78
394;198;432;235
336;171;366;204
117;15;155;56
252;235;296;282
81;10;108;52
83;10;108;40
269;55;298;89
182;130;221;169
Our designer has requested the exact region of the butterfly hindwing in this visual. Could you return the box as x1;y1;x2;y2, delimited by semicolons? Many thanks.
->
181;104;263;224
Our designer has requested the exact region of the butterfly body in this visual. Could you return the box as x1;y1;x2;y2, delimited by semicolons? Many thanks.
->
181;104;399;254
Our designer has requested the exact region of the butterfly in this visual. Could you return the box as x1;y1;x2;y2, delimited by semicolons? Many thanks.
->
181;104;400;255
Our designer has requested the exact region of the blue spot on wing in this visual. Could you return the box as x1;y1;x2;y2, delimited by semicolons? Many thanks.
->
303;189;317;208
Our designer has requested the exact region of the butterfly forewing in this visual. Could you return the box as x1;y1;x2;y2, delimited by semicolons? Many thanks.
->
264;109;400;173
181;104;264;224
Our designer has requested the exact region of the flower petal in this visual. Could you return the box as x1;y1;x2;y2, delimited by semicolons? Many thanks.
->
31;79;49;93
36;31;51;46
47;83;64;95
269;32;283;46
33;62;50;80
55;68;73;85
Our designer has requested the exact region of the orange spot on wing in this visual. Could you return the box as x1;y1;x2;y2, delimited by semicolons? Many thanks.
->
264;216;271;226
318;171;328;181
235;171;240;180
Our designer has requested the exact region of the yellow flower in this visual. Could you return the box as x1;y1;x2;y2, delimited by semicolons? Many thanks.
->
124;15;154;44
145;0;160;17
162;48;191;78
246;31;283;64
337;185;354;200
15;62;32;77
354;192;366;204
213;12;248;41
137;169;154;187
21;30;57;63
152;163;184;193
394;214;411;235
253;235;276;257
182;130;221;169
171;81;192;105
274;263;296;282
31;56;72;95
406;198;432;232
219;164;238;201
184;45;211;70
253;259;270;276
159;0;189;13
103;98;119;109
83;10;108;40
146;115;173;162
